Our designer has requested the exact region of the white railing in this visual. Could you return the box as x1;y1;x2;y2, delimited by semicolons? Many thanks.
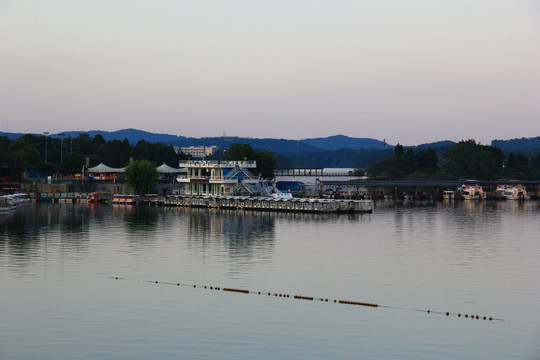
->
176;175;240;181
179;160;257;168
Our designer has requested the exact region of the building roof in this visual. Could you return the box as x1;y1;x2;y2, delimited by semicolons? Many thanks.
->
157;163;187;174
87;162;126;173
87;162;188;174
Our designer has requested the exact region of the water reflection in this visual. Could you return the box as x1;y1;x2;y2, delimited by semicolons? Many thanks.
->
184;208;276;261
123;206;158;232
0;204;93;269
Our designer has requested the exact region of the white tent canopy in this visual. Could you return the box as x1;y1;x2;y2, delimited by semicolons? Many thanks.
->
87;162;126;173
157;163;187;174
86;162;187;174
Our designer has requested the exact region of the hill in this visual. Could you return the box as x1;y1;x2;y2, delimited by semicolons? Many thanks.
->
3;129;539;163
174;136;321;155
491;137;540;155
58;128;187;144
0;132;29;140
300;135;389;151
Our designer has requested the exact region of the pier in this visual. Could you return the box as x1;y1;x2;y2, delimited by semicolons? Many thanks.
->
318;180;540;200
162;195;373;214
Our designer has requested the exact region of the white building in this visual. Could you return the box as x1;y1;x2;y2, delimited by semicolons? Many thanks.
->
180;146;218;158
176;160;267;196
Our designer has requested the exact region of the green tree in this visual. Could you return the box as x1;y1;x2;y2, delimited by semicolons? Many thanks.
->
394;143;404;157
101;139;126;168
0;136;10;169
8;138;41;180
72;133;95;154
417;147;438;172
532;153;540;169
132;139;151;161
442;140;504;179
405;147;416;170
367;156;408;178
224;143;256;161
94;134;106;147
514;153;529;171
506;152;515;170
224;143;276;178
124;160;158;195
254;150;276;178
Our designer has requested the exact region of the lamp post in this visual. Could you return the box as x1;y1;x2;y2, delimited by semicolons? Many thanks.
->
58;133;65;166
43;132;49;162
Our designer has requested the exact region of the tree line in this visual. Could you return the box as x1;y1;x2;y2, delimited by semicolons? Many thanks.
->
365;140;540;180
0;133;187;180
2;133;540;182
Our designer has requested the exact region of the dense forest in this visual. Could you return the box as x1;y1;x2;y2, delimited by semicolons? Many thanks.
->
0;133;186;180
366;140;540;180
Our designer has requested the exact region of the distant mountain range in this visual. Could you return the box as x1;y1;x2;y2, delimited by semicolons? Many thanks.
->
492;137;540;155
0;128;391;155
2;129;539;156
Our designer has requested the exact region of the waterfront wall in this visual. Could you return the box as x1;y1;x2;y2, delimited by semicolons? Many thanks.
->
19;182;180;196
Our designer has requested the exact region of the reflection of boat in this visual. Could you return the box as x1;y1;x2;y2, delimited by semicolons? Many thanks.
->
113;195;138;205
496;185;529;200
458;185;485;200
86;192;101;204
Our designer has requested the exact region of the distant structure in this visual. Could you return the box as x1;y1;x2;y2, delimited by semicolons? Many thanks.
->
180;145;218;158
177;160;266;196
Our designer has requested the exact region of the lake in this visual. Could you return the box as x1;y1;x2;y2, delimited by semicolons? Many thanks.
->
1;200;539;359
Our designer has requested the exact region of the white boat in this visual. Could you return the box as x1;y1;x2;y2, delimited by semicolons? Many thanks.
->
9;193;31;206
0;195;17;212
496;185;529;200
443;190;455;200
458;185;486;200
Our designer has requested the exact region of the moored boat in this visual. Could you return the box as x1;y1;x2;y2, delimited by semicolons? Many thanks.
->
458;184;485;200
442;190;455;200
0;195;17;212
496;185;529;201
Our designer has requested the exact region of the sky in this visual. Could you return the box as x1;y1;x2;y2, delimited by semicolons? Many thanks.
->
1;1;539;146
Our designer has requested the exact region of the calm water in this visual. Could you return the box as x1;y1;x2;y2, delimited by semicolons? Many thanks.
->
1;201;539;359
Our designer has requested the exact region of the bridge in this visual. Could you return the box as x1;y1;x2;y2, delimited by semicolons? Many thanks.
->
316;179;540;199
320;179;540;187
274;168;355;177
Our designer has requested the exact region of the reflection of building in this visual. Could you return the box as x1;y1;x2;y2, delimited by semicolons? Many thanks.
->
180;146;218;158
177;160;264;196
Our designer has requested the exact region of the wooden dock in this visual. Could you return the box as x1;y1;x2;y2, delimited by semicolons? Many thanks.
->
162;195;373;214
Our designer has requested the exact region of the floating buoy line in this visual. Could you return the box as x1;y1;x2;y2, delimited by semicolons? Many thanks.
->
110;276;502;322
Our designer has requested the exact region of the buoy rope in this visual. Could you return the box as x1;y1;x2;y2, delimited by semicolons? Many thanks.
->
110;277;501;321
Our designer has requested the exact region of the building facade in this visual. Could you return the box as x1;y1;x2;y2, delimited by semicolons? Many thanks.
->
180;146;218;158
176;160;264;196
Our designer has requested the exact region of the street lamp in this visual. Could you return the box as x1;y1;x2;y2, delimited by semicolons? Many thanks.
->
43;132;49;162
58;133;65;166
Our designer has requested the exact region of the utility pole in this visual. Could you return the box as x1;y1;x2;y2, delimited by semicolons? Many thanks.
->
43;132;49;162
59;133;65;166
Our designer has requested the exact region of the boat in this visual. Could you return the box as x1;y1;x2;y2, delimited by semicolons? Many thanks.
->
266;183;293;199
0;195;17;212
9;193;31;205
442;190;455;200
496;185;529;201
458;184;485;200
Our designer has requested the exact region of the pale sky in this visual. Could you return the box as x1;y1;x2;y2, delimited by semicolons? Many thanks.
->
1;1;539;146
